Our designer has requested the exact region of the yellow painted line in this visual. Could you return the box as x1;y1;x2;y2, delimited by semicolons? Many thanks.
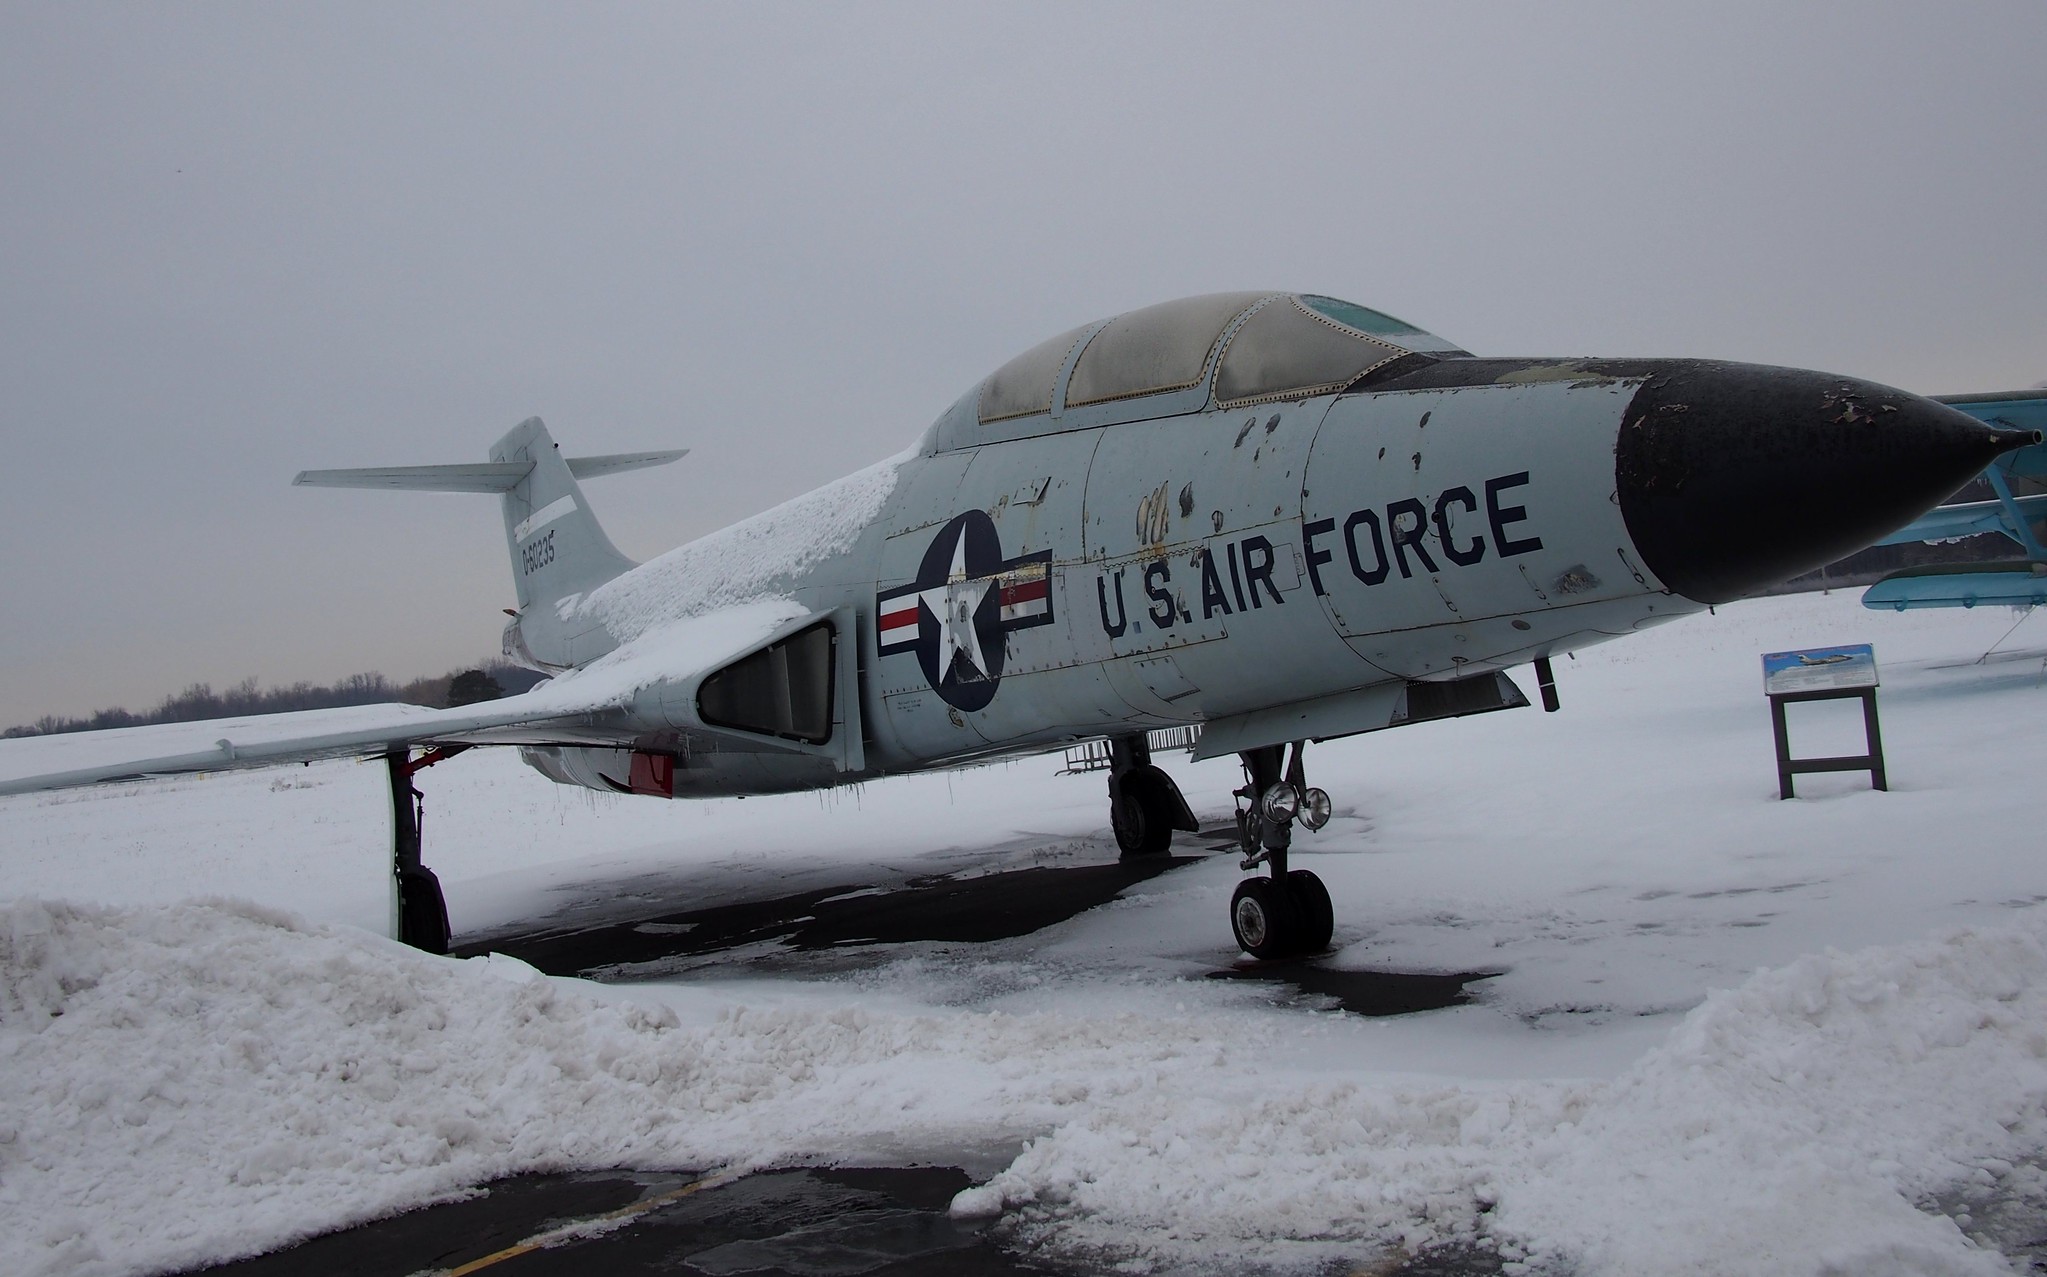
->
431;1169;739;1276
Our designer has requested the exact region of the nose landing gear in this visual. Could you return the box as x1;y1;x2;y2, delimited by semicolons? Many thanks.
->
1229;742;1334;958
1098;733;1335;956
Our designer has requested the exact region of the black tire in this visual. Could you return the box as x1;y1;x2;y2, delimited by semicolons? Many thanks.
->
1230;877;1300;959
397;864;451;955
1286;869;1334;954
1111;766;1176;858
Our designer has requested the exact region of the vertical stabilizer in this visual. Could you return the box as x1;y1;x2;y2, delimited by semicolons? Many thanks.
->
491;417;636;666
294;417;681;671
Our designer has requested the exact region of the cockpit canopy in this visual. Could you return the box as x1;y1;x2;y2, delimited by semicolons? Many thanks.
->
927;292;1467;453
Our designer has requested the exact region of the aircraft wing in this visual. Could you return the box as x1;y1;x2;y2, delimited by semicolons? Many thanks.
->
0;599;813;798
1934;391;2047;438
1869;491;2047;547
1932;393;2047;484
1867;393;2047;550
1862;562;2047;611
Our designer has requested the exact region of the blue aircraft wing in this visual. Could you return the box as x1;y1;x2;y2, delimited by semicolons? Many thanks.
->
1867;393;2047;551
1936;390;2047;426
1859;394;2047;611
1931;392;2047;486
1869;491;2047;547
1863;562;2047;611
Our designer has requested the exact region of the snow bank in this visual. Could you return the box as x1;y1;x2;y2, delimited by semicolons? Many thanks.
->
568;451;908;642
1496;924;2047;1274
5;897;2046;1276
969;920;2047;1274
0;898;1251;1276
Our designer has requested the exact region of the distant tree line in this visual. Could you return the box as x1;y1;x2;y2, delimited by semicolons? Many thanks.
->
3;660;550;739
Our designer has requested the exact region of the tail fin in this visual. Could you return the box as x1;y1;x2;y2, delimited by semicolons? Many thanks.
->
294;417;685;667
488;417;638;615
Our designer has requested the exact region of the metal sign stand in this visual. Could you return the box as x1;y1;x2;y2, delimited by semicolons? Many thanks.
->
1768;686;1887;799
1761;644;1887;800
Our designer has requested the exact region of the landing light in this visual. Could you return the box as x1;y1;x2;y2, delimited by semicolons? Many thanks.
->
1299;787;1332;831
1259;782;1300;825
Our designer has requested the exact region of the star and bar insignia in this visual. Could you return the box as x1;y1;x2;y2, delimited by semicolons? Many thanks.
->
876;510;1053;712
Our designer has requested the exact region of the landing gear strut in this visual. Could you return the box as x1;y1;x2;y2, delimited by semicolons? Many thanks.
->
1229;742;1334;958
1106;733;1199;857
385;745;467;954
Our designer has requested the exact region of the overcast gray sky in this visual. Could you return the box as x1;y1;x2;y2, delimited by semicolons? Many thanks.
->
3;2;2043;727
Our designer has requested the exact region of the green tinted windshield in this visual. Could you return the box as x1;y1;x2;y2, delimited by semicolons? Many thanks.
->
1299;295;1427;338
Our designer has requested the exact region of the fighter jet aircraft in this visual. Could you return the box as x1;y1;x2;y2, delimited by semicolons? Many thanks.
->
0;291;2028;960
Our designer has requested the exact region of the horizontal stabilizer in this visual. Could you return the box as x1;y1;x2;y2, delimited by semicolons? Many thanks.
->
293;462;535;492
294;450;686;493
1863;563;2047;611
567;449;688;479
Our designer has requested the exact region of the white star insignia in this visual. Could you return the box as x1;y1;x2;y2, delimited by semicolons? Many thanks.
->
918;531;993;682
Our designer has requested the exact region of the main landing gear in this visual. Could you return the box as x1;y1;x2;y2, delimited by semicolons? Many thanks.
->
385;745;467;954
1228;742;1334;959
1106;732;1199;857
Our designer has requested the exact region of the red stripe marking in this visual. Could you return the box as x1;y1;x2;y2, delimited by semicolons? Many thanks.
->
999;579;1049;609
879;605;920;632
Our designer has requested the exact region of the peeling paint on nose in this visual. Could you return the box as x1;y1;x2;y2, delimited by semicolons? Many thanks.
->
1614;362;2028;604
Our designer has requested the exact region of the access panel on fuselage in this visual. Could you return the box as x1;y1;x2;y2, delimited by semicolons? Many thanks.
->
1077;401;1374;719
1300;379;1654;680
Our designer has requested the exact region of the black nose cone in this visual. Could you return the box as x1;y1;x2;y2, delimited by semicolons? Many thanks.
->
1615;361;2034;604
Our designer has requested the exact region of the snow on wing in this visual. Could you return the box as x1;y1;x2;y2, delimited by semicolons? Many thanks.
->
0;599;814;797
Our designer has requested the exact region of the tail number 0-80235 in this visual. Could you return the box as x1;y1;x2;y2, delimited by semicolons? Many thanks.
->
521;529;555;575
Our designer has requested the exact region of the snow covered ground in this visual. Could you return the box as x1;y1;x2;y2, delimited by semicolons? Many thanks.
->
5;590;2047;1275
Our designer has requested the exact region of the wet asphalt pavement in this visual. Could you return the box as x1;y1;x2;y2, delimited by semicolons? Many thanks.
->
446;833;1497;1016
453;854;1210;978
185;1166;1044;1277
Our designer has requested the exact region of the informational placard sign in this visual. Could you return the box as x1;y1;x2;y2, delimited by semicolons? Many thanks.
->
1759;643;1886;799
1761;644;1879;695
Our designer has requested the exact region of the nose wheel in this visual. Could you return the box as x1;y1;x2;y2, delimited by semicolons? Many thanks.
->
1229;742;1334;958
1228;870;1335;958
1285;868;1335;952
